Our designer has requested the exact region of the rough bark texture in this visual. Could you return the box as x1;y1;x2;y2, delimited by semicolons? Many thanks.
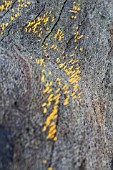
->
0;0;113;170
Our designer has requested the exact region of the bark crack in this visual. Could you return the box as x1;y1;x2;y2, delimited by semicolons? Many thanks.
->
23;3;46;29
41;0;68;45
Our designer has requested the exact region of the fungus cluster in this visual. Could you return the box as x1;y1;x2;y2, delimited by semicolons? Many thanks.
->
1;0;84;169
28;0;83;147
0;0;31;35
24;9;55;37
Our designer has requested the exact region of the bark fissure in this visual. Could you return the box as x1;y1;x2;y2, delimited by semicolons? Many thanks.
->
41;0;68;45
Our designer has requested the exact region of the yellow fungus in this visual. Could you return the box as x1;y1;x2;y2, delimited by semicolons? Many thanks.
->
43;108;47;114
79;47;83;52
70;53;74;57
15;14;18;18
48;94;54;100
73;84;79;92
62;84;68;90
29;56;33;60
47;89;52;93
47;129;56;139
42;103;47;107
77;35;83;40
43;160;47;164
71;16;76;19
55;88;60;94
41;74;45;83
42;126;47;132
56;58;60;63
53;136;57;141
47;102;51;106
49;122;55;127
10;16;14;21
11;8;14;13
27;1;31;5
1;23;5;31
49;82;53;86
49;124;56;133
63;90;70;94
74;46;78;50
48;167;53;170
51;16;54;22
5;23;8;27
73;95;77;99
46;27;49;31
43;87;50;93
0;5;4;12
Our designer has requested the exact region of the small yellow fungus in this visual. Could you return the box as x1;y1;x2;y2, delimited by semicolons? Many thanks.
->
63;90;70;94
41;75;45;83
47;102;51;106
62;84;68;90
47;89;52;93
49;82;53;86
47;129;56;139
24;28;28;32
49;124;56;133
10;16;14;21
43;108;47;114
29;56;33;60
43;87;50;93
63;95;70;106
1;23;5;31
77;35;83;40
74;46;78;50
79;47;83;52
42;126;47;132
46;27;49;31
49;122;55;127
0;5;4;12
55;88;60;94
43;160;47;164
15;14;18;18
70;53;74;57
56;78;61;82
51;16;54;22
72;95;76;99
73;84;79;92
11;8;14;13
53;136;57;141
5;23;8;27
48;94;54;100
73;5;80;11
48;167;53;170
27;1;31;5
42;103;47;107
56;58;60;63
71;16;76;19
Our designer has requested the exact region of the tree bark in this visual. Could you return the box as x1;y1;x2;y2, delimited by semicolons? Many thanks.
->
0;0;113;170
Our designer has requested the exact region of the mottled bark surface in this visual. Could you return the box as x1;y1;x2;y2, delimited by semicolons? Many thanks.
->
0;0;113;170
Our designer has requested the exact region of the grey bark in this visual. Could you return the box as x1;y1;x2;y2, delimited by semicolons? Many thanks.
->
0;0;113;170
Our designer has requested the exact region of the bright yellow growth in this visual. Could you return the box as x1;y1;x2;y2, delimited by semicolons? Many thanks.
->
48;167;53;170
43;160;47;164
54;28;64;42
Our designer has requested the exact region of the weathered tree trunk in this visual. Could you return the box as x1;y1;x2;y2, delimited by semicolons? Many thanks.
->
0;0;113;170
